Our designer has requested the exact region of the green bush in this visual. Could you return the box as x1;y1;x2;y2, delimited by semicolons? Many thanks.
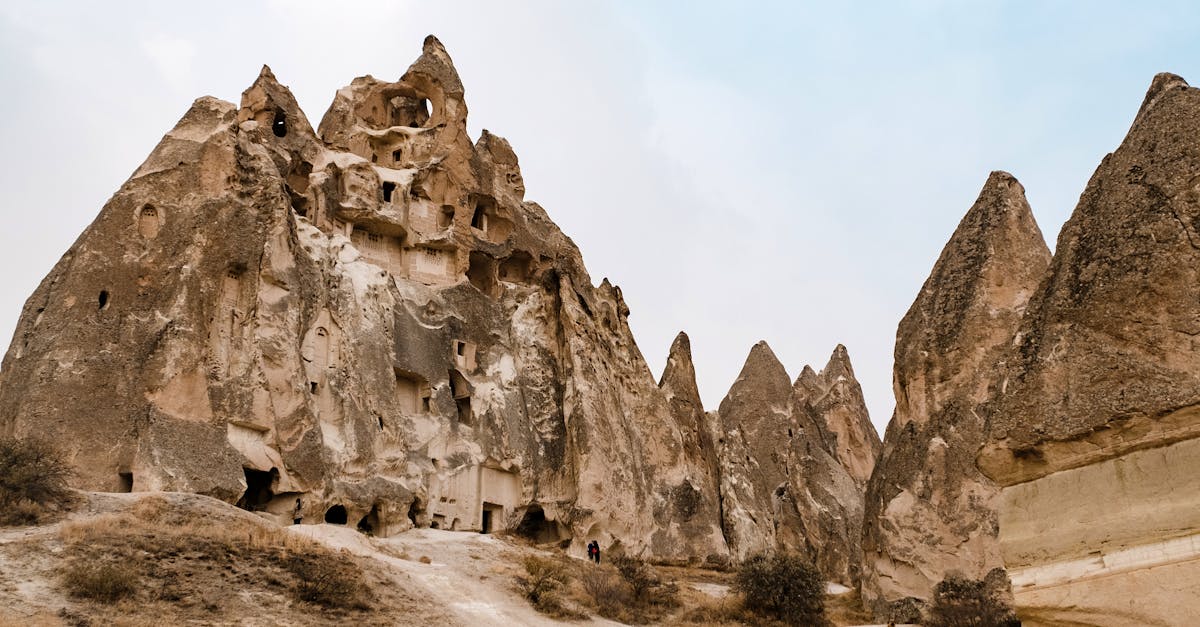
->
734;552;825;626
0;436;73;525
62;560;138;603
925;574;1019;627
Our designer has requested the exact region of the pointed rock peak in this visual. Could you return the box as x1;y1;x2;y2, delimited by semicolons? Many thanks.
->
911;169;1049;316
820;344;856;383
732;341;791;391
238;64;316;139
745;340;783;369
718;340;794;425
404;33;465;99
793;364;822;400
670;331;692;356
1134;72;1190;126
659;331;699;402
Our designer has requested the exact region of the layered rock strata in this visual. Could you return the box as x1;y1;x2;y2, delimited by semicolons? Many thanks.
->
0;37;742;563
860;172;1051;617
978;74;1200;624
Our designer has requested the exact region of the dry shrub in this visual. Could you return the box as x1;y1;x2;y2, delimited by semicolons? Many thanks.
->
612;555;679;608
516;555;581;618
925;574;1019;627
578;567;631;620
0;436;74;526
575;556;678;623
734;553;826;626
62;560;138;603
286;551;372;610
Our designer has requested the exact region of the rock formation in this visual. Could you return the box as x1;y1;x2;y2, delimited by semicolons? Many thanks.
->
657;332;727;565
715;341;866;584
0;37;731;564
860;171;1051;617
802;345;882;486
977;74;1200;625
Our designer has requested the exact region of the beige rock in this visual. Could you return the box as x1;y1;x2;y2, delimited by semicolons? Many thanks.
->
803;345;882;486
979;74;1200;624
861;171;1051;618
0;36;724;563
715;341;865;584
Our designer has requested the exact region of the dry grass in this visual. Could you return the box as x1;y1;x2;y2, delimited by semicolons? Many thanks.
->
826;588;874;626
61;560;138;603
56;496;375;618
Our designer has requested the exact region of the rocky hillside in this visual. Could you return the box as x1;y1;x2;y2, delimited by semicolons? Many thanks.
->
0;36;878;581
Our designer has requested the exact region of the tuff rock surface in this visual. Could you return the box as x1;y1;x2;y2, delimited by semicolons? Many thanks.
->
860;171;1050;618
978;74;1200;624
0;37;880;571
0;37;724;563
715;341;866;584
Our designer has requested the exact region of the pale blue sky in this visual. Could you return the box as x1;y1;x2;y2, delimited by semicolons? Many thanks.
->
2;1;1198;433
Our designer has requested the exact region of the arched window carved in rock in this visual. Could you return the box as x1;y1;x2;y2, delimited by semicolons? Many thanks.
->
138;205;161;239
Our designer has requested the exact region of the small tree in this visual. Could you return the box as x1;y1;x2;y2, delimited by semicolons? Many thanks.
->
925;574;1019;627
0;436;73;524
734;552;826;626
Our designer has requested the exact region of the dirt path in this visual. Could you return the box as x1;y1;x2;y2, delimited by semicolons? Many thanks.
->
292;525;623;626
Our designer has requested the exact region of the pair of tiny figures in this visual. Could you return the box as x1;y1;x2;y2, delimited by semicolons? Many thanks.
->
586;540;601;564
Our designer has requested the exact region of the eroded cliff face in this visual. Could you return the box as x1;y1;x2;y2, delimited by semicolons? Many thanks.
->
979;74;1200;625
715;342;865;584
804;346;882;486
860;172;1050;618
0;37;732;563
657;332;728;565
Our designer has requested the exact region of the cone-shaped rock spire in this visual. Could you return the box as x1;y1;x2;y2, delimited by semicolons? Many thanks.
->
657;332;728;562
715;341;864;583
810;345;882;485
861;170;1050;618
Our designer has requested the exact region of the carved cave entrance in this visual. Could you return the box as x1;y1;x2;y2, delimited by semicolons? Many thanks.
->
515;505;563;544
357;504;381;535
237;468;276;512
325;504;348;525
480;502;503;534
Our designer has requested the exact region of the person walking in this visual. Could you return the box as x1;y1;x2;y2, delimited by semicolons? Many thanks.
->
293;498;303;525
592;541;601;565
587;541;596;563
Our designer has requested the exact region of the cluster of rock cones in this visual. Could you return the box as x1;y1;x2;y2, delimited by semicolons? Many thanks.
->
2;37;1197;624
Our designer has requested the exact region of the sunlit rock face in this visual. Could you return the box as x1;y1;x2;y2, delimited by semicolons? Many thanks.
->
860;171;1051;618
0;36;734;563
978;73;1200;625
715;341;869;585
